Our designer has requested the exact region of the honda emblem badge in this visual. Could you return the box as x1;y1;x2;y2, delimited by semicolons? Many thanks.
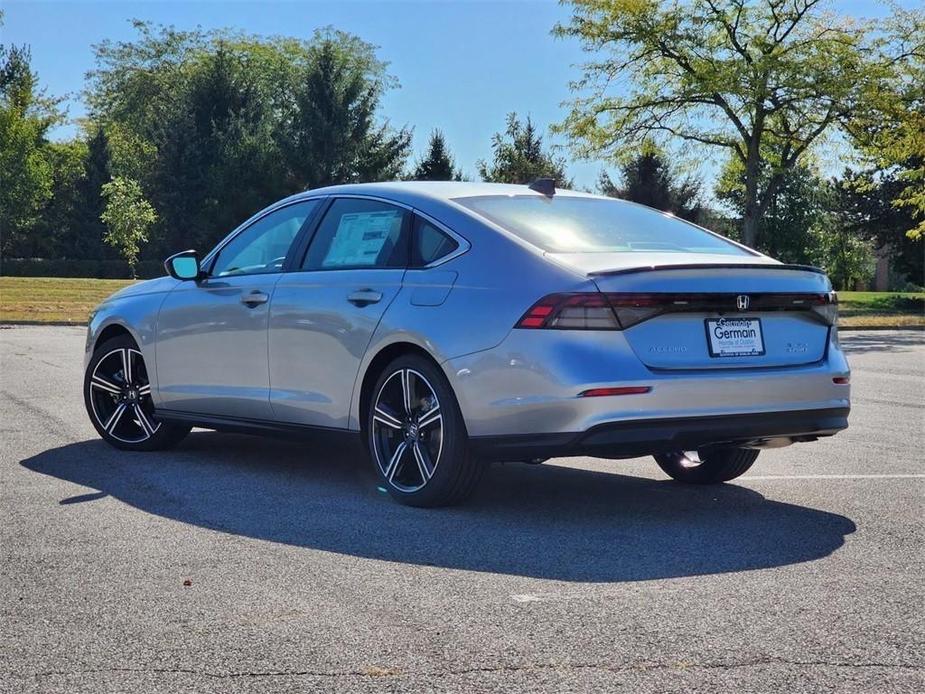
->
736;295;750;311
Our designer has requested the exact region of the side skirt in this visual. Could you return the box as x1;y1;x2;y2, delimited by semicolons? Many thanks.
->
154;408;364;449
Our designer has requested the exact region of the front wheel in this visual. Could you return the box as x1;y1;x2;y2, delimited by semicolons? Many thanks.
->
654;447;759;484
367;354;484;507
84;334;191;451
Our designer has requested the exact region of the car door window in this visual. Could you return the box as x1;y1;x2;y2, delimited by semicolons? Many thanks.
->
302;198;409;270
211;200;318;277
412;217;459;267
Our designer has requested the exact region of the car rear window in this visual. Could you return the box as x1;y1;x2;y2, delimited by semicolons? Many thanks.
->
455;195;751;255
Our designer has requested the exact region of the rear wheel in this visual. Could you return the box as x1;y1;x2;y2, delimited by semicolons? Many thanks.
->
367;354;484;507
84;334;190;451
654;447;759;484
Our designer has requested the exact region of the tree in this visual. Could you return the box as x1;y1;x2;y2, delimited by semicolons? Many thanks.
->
100;177;157;277
716;158;874;288
0;43;59;256
599;143;702;222
478;113;570;185
845;7;925;241
87;23;410;257
555;0;884;248
58;128;112;260
835;167;923;287
286;28;411;189
411;130;462;181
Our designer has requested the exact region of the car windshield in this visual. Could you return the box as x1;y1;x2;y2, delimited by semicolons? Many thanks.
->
455;195;751;255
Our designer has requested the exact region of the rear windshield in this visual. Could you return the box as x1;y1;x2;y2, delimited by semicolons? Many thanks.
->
455;195;751;255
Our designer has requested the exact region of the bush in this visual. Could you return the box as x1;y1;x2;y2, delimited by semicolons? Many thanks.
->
0;257;164;279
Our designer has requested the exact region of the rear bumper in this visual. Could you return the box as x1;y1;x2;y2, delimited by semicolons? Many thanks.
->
470;407;849;461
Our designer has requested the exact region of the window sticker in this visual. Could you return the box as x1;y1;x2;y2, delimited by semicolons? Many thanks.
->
323;210;400;267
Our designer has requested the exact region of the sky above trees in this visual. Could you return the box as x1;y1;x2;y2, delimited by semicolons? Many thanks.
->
2;0;915;190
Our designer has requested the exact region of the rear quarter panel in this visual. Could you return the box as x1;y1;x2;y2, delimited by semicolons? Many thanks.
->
348;204;593;430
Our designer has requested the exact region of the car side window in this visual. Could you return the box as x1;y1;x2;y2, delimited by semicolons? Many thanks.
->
412;216;459;267
302;198;409;270
210;200;318;277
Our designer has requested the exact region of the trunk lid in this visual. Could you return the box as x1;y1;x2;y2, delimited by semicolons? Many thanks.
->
551;255;834;370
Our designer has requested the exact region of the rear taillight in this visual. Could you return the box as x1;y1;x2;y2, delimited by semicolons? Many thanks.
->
515;291;840;330
516;293;620;329
811;291;838;326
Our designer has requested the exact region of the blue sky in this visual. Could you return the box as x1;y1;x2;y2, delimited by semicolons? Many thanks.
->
1;0;910;190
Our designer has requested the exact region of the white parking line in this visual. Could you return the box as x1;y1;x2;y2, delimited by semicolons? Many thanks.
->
742;474;925;480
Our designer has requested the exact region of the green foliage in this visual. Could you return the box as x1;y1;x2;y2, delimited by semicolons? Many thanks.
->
411;130;462;181
478;113;570;186
716;157;874;289
845;8;925;240
834;167;923;287
555;0;884;247
100;177;158;277
0;44;60;256
87;22;410;258
599;142;702;223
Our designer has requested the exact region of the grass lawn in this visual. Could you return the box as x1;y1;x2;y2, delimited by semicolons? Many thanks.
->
0;277;922;328
838;291;924;328
0;277;134;324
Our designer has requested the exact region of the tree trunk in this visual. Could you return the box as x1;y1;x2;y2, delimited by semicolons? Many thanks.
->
742;144;762;249
742;211;760;249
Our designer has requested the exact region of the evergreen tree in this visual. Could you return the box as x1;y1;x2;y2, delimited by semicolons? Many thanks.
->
478;113;570;186
411;130;462;181
599;145;702;223
287;30;411;190
66;128;112;259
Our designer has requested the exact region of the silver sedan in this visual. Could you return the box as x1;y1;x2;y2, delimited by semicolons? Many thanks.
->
83;181;850;506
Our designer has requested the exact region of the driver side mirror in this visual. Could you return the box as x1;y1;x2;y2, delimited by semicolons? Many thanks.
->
164;250;202;281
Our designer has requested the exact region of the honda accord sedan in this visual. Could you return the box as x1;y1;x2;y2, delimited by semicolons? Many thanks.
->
83;180;850;506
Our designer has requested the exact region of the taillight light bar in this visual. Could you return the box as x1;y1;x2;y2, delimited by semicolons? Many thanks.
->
515;291;838;330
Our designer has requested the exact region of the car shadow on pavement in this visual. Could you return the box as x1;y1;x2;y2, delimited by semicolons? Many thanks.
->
21;432;856;583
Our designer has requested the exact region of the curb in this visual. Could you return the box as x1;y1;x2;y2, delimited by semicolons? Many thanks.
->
1;321;88;327
838;325;925;332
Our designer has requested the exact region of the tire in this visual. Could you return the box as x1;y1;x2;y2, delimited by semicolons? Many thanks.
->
654;447;759;484
84;334;191;451
366;354;484;507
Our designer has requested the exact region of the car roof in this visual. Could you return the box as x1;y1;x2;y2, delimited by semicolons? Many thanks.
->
284;180;601;208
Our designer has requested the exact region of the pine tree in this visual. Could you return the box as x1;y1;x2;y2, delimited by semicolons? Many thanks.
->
478;113;570;186
599;146;702;223
411;130;461;181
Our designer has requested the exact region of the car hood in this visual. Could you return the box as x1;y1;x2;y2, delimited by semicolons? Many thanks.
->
105;275;179;302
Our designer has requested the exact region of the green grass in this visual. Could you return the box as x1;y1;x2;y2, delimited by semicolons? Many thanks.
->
838;291;925;328
0;276;135;324
1;277;922;328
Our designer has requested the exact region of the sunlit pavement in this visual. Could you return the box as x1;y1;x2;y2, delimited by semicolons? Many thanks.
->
1;326;922;693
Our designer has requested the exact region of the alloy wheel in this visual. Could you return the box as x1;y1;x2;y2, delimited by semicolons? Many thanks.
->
372;368;443;492
88;347;160;444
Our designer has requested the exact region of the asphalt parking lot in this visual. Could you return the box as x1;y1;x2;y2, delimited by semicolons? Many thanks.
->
1;326;922;693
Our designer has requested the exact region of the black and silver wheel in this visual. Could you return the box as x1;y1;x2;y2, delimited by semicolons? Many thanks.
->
367;354;484;507
654;447;759;484
84;334;190;451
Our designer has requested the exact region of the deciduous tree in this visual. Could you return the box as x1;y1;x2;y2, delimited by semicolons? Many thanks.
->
100;177;157;277
556;0;882;247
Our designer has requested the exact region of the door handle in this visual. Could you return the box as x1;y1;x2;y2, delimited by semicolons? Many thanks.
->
347;289;383;307
240;290;269;307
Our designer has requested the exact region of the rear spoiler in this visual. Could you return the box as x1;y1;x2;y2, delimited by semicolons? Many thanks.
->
587;263;826;278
